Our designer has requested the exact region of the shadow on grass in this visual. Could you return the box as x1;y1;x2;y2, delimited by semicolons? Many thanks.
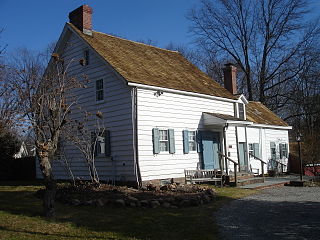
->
0;226;110;240
0;184;247;240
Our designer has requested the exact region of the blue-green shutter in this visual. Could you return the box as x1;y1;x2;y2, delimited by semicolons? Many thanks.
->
104;130;111;157
284;143;288;157
152;128;160;154
183;130;189;154
196;131;203;153
270;142;276;160
168;129;175;154
279;144;283;158
253;143;260;158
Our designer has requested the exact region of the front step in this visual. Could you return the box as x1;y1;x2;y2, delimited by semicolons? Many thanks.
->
228;172;255;182
236;177;264;186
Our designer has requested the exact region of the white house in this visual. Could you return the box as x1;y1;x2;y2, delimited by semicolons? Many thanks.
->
36;5;291;186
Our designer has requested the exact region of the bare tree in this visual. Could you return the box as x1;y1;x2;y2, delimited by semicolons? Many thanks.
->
188;0;320;110
65;110;107;184
11;48;81;216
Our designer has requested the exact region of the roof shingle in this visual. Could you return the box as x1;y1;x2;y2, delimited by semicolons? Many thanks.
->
246;101;288;126
68;23;236;100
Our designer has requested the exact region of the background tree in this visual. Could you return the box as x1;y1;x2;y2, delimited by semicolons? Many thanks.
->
188;0;320;112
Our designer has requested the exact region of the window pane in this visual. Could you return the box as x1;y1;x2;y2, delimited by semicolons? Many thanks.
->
96;79;103;90
160;141;168;151
159;130;168;140
96;90;104;101
84;50;90;65
188;131;195;141
239;103;244;119
189;142;196;151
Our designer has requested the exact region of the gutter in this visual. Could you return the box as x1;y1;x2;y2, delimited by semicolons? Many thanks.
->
127;82;237;103
249;123;292;130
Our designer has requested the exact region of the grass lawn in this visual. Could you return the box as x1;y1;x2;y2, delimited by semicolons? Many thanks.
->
0;181;256;240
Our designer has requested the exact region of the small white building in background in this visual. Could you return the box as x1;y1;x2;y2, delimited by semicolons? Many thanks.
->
37;5;291;186
13;142;29;159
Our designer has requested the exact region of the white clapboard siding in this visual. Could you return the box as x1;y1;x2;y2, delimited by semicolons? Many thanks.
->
36;30;136;182
137;88;235;181
245;127;289;174
225;126;239;171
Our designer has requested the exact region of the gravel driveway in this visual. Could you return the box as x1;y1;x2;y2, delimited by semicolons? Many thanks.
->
215;186;320;240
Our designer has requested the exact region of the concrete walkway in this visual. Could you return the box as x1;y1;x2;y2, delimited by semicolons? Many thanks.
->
215;186;320;240
238;175;305;189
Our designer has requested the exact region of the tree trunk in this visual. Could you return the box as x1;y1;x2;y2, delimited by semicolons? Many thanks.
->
38;151;56;217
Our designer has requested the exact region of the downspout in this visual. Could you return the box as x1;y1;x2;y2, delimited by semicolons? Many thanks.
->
223;123;229;174
235;126;240;172
132;87;142;188
244;126;249;172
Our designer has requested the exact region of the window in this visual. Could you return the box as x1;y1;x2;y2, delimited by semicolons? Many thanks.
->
152;128;175;154
249;143;254;156
188;131;197;151
279;143;288;159
84;49;90;65
159;130;169;152
238;103;245;119
92;130;111;157
96;79;104;101
96;135;105;155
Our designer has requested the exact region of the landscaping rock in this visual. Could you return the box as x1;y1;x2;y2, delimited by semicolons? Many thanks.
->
179;199;191;207
85;200;94;206
115;199;126;207
71;199;81;206
205;188;215;196
140;200;149;207
162;202;171;208
127;196;138;202
150;200;160;208
96;198;106;207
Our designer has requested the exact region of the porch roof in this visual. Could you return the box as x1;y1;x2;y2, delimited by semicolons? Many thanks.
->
203;112;253;126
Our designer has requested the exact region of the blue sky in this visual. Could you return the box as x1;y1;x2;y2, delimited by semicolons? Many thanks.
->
1;0;319;54
0;0;198;53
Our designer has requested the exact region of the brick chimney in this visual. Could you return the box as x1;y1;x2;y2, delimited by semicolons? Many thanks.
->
223;63;237;95
69;5;93;35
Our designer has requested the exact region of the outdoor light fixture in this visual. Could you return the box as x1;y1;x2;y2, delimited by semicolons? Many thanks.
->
154;90;164;97
296;132;303;181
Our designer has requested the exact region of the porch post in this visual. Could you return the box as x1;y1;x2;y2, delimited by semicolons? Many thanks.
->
223;125;228;174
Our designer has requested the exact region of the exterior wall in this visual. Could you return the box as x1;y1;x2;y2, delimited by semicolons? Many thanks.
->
239;126;290;174
137;88;235;181
36;30;135;182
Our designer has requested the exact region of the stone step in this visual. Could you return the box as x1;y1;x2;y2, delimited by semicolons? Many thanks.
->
236;177;264;186
228;173;256;182
228;177;264;187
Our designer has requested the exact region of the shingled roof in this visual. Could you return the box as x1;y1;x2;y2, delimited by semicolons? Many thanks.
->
67;23;236;100
246;101;288;127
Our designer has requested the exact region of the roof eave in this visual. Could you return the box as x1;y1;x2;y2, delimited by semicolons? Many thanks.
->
249;123;292;130
127;82;238;103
